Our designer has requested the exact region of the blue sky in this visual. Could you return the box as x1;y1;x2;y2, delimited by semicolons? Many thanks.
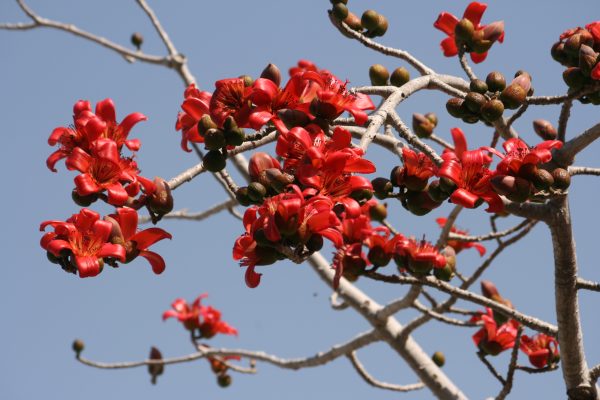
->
1;1;599;399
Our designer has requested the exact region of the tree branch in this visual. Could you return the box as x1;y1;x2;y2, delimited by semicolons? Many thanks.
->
347;351;425;392
554;122;600;167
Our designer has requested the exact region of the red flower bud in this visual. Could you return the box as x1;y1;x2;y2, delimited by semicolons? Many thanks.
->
533;119;558;141
260;63;281;87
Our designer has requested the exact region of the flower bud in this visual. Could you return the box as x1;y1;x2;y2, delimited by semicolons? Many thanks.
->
579;44;599;76
217;374;232;388
481;280;500;299
332;3;349;20
490;175;532;202
368;246;391;267
248;152;280;181
486;71;506;92
370;14;389;37
500;84;527;109
147;177;174;217
564;34;583;57
470;79;488;94
412;113;435;138
480;99;504;122
427;180;450;202
390;67;410;87
198;115;218;137
223;115;238;132
434;263;454;281
260;63;281;87
372;177;394;198
369;64;389;86
224;127;245;146
533;119;558;140
483;21;504;43
361;10;380;31
563;67;586;89
72;339;85;356
306;234;324;252
532;169;555;191
330;0;348;4
204;128;226;150
235;187;252;207
238;74;254;87
454;18;475;43
72;189;98;207
148;347;164;385
247;182;267;203
350;188;373;202
369;203;388;222
343;12;363;31
551;42;570;66
432;351;446;367
552;168;571;190
446;97;465;118
424;112;438;127
203;150;226;172
130;32;143;50
277;109;310;129
471;38;493;54
464;92;486;113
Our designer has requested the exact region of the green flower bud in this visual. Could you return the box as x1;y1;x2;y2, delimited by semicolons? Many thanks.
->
470;79;488;94
332;3;349;20
203;150;226;172
432;351;446;367
361;10;380;31
204;128;226;150
390;67;410;87
369;64;389;86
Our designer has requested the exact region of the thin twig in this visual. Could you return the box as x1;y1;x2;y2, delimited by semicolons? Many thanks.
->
557;99;573;142
138;199;239;224
477;351;506;385
458;48;477;81
412;301;479;328
436;205;463;249
495;327;523;400
448;219;531;242
347;352;425;392
569;166;600;176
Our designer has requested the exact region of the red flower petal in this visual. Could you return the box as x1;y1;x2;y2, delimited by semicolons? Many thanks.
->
119;112;147;138
74;256;102;278
131;227;172;250
441;37;459;57
98;243;126;262
95;98;117;123
139;250;166;274
463;2;487;27
470;51;488;64
245;265;262;288
434;12;459;35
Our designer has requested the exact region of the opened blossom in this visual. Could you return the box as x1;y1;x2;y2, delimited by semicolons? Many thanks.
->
496;138;563;176
105;207;172;274
175;83;212;151
434;2;504;63
210;78;251;127
471;308;519;356
163;294;238;338
436;217;486;256
393;148;437;191
47;99;145;171
395;236;447;274
520;333;560;368
438;128;502;212
40;208;125;278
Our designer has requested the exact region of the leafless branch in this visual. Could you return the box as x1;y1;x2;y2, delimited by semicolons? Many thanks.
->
569;166;600;176
576;278;600;292
412;301;480;328
495;327;523;400
139;199;239;224
458;48;477;81
347;351;425;392
557;99;573;142
477;351;506;385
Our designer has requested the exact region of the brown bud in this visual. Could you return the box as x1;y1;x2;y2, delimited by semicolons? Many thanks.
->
248;152;280;181
432;351;446;367
552;168;571;190
486;71;506;92
511;73;532;94
372;177;394;199
470;79;488;94
446;97;465;118
224;127;245;146
439;176;457;194
412;113;435;138
306;234;324;252
361;10;380;31
427;180;450;202
369;64;389;86
260;63;281;87
481;280;500;299
147;177;174;217
217;374;232;388
579;44;599;76
148;347;164;385
490;175;532;202
564;34;583;56
330;0;348;4
369;203;388;222
532;169;555;190
454;18;475;43
483;21;504;43
551;42;570;66
247;182;267;203
343;12;363;31
131;32;143;50
471;38;493;54
72;339;85;356
235;187;252;207
278;109;311;129
368;246;391;267
223;115;238;132
204;128;226;150
563;67;586;89
203;150;226;172
332;3;349;20
464;92;486;113
390;67;410;87
72;189;98;207
198;115;218;137
424;112;438;127
500;84;527;109
533;119;558;140
480;99;504;122
370;14;389;37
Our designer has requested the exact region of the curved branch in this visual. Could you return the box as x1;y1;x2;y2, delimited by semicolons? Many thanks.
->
412;301;479;328
554;122;600;167
448;218;531;242
347;352;425;392
139;199;239;224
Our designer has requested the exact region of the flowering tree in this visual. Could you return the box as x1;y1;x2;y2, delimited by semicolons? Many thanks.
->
3;1;600;399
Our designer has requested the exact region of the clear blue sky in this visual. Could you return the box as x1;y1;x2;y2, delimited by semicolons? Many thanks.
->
1;1;599;399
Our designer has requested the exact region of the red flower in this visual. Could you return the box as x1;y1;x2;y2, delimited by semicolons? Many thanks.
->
392;148;437;190
586;21;600;43
66;138;141;206
395;236;447;274
289;59;319;77
105;207;172;274
471;308;519;355
175;83;212;151
302;71;375;125
520;333;560;368
163;294;238;338
434;2;504;63
40;208;125;278
496;138;563;175
436;217;486;256
47;99;145;171
209;78;251;127
438;128;502;212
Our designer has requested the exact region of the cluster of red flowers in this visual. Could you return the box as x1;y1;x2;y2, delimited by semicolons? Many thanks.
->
552;21;600;94
434;2;504;63
175;60;375;171
383;127;564;215
40;100;172;278
471;281;560;369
